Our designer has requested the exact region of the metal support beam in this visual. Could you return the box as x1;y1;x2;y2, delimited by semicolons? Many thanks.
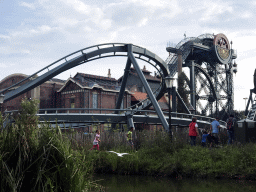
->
215;64;219;117
127;44;169;132
172;87;177;117
245;89;253;116
115;58;132;114
189;60;196;111
176;91;191;114
177;51;182;76
127;115;134;128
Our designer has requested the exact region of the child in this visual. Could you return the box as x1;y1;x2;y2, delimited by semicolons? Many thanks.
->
201;130;210;147
127;127;134;149
90;130;100;150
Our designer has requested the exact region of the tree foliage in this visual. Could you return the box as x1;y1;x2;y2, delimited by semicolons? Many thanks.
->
177;72;190;113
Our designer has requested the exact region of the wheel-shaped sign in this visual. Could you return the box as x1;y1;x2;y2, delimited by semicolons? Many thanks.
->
213;33;231;64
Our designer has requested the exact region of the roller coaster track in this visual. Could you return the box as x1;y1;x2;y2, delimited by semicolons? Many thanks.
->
166;33;215;77
1;39;233;130
1;43;168;119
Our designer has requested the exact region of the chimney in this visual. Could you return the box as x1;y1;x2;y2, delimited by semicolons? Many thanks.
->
143;65;146;71
108;69;111;78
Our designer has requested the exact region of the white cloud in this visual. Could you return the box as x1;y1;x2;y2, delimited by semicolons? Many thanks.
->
10;25;53;38
83;26;92;32
200;1;233;22
138;17;148;27
56;18;80;26
20;2;36;9
32;25;52;34
38;0;110;30
63;0;91;15
99;19;112;30
0;46;30;55
130;0;172;9
0;63;9;68
96;31;118;44
0;35;10;39
240;11;253;19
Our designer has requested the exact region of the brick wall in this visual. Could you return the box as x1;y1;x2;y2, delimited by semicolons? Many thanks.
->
0;73;64;112
0;74;32;111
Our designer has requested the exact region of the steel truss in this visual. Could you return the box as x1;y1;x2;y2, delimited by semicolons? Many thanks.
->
166;33;236;120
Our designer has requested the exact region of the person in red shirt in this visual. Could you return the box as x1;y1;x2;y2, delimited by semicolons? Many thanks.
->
189;117;199;146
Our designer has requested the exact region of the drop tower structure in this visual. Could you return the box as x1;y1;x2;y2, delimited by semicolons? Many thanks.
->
166;33;237;120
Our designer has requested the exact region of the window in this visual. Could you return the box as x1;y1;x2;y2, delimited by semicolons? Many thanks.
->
92;93;98;108
70;98;75;108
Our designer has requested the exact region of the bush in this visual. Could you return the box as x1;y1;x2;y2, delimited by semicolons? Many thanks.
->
0;98;94;191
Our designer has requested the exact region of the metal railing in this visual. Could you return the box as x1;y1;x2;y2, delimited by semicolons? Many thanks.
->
4;108;226;127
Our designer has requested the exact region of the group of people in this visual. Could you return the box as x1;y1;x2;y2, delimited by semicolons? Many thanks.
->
90;127;134;151
90;114;236;150
189;114;236;147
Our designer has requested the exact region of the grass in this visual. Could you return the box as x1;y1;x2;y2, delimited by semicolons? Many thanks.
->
1;98;256;191
0;99;98;192
78;129;256;180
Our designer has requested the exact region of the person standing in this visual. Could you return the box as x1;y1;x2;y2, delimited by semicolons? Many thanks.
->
90;130;101;150
201;130;211;147
210;117;220;146
127;127;134;149
189;117;199;146
226;114;235;144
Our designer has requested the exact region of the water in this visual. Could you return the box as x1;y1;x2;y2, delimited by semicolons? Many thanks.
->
92;174;256;192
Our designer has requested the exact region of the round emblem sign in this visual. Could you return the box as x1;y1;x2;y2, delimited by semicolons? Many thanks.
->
213;33;231;64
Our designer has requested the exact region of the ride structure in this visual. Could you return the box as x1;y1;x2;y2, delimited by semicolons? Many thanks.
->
0;43;173;131
166;33;237;120
0;33;235;130
245;69;256;120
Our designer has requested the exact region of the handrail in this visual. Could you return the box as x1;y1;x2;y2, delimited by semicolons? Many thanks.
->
4;108;226;127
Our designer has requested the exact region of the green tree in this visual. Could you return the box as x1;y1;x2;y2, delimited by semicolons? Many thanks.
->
177;72;190;113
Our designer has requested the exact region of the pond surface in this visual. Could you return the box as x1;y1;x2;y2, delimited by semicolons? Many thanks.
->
92;174;256;192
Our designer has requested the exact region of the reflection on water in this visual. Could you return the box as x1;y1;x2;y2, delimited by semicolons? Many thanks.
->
92;174;256;192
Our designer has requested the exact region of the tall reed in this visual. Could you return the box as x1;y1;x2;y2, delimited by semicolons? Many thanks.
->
0;99;94;191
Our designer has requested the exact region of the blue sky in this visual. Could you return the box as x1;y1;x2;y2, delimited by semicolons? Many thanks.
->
1;0;256;111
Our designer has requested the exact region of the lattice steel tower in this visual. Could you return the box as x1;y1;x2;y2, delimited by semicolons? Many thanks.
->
166;33;237;120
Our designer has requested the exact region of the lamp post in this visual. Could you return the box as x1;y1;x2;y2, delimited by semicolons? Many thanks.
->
0;93;5;115
165;76;175;141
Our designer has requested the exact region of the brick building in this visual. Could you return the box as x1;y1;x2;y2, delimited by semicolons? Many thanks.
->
0;73;65;111
57;72;132;113
118;65;161;93
0;67;169;131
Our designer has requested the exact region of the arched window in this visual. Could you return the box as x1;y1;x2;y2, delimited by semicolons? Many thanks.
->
92;93;98;108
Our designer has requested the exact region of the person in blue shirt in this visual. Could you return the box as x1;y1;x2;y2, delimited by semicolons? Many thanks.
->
210;117;220;145
201;130;209;147
201;130;213;147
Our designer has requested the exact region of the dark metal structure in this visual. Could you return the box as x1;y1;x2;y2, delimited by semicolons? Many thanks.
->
166;33;237;119
0;43;171;131
245;69;256;120
1;35;236;130
11;108;226;129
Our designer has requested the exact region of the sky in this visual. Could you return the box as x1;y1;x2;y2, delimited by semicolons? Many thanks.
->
1;0;256;111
